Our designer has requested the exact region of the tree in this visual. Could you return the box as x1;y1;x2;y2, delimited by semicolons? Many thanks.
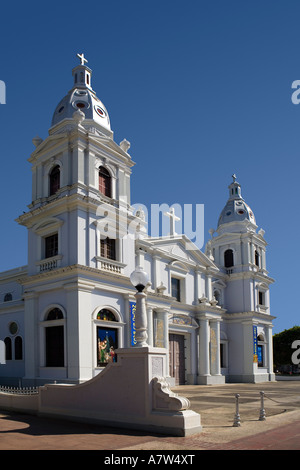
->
273;326;300;370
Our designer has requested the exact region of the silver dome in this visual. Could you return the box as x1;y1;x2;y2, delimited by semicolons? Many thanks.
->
218;176;256;228
51;55;111;131
51;87;111;130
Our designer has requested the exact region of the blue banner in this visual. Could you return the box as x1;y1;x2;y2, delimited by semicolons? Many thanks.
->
253;325;258;363
130;302;137;346
257;345;263;365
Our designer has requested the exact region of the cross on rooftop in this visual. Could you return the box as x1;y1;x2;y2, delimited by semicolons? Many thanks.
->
164;207;181;237
77;53;88;66
232;174;237;182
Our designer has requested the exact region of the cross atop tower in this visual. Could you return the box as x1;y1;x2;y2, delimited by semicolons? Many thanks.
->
232;173;237;182
164;207;181;237
77;53;88;66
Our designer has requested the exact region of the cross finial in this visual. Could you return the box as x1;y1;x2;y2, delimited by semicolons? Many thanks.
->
77;53;88;66
232;173;237;182
164;207;181;237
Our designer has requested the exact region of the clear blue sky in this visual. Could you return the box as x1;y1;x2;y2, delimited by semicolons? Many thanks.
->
0;0;299;333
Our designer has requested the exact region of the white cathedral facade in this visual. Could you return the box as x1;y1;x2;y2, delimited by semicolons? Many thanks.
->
0;55;275;387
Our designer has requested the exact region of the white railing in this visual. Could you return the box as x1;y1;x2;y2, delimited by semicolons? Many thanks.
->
96;257;126;274
100;260;122;274
39;259;58;272
0;385;39;395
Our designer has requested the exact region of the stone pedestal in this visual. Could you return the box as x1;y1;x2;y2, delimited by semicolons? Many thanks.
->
37;346;202;436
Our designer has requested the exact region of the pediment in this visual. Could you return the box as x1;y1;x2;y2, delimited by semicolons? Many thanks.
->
212;279;227;288
32;217;63;235
30;133;67;161
90;135;135;166
147;236;217;270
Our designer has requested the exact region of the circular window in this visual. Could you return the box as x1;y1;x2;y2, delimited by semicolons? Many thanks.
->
58;106;64;113
238;210;244;215
226;211;231;216
95;106;106;118
72;101;89;110
9;322;18;335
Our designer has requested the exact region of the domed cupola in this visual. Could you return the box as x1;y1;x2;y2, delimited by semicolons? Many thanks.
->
51;53;111;131
217;175;256;233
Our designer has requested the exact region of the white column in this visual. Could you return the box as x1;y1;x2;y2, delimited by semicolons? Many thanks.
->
262;249;267;271
155;308;169;377
251;241;255;265
147;306;154;346
153;255;160;290
155;308;169;350
190;328;198;382
134;291;148;347
205;274;212;301
31;166;37;201
195;269;202;302
266;325;274;377
243;321;255;377
37;164;43;199
198;317;210;377
65;282;94;381
136;249;145;268
210;320;221;376
71;142;86;185
23;292;38;382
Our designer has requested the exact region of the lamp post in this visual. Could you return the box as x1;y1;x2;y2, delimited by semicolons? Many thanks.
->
130;266;149;347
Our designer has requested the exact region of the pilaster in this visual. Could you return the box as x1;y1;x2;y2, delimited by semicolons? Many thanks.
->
23;291;39;382
64;281;94;382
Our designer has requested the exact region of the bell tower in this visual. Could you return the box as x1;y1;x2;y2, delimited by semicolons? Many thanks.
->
207;175;272;314
17;54;139;279
205;175;275;383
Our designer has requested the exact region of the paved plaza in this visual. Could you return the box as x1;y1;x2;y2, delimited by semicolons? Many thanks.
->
0;379;300;451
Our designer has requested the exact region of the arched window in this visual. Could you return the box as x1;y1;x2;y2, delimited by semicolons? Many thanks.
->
15;336;23;360
46;308;63;321
4;337;12;360
45;308;64;367
49;165;60;196
4;293;12;302
99;166;111;198
214;290;221;305
97;309;117;321
96;309;118;367
224;249;234;268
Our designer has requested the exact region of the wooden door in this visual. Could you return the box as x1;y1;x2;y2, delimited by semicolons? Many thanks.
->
169;334;185;385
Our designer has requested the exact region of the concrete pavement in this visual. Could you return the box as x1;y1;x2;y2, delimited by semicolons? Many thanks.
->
0;380;299;450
